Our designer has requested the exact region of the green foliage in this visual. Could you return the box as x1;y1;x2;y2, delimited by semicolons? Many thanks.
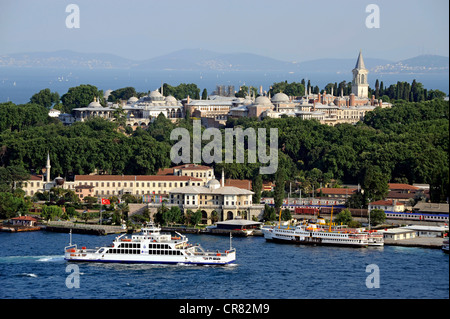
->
162;83;200;100
201;88;208;100
263;204;277;221
107;87;137;103
335;208;353;225
252;174;262;204
0;102;50;132
273;168;285;211
41;204;63;221
369;209;386;226
281;208;292;221
0;192;31;219
0;165;30;192
268;81;305;97
30;88;60;109
60;84;104;113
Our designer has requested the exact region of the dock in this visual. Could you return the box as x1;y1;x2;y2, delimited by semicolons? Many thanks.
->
42;221;127;235
384;237;445;249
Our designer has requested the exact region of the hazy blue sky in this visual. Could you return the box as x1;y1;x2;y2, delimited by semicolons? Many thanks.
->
0;0;448;62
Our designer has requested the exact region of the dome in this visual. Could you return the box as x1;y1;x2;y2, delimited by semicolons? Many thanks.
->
165;96;177;105
128;96;138;103
54;176;64;185
272;92;289;103
254;96;272;106
149;90;163;98
206;179;221;189
88;97;102;108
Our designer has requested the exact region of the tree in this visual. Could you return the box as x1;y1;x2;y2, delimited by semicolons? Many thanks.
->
369;209;386;226
0;102;50;132
374;79;380;99
362;166;389;202
0;192;30;219
210;210;219;223
30;88;60;109
60;84;104;113
107;87;137;103
263;204;277;221
191;210;202;226
281;208;292;221
335;208;353;225
41;205;63;221
0;165;30;192
273;169;285;212
252;174;262;204
202;88;208;100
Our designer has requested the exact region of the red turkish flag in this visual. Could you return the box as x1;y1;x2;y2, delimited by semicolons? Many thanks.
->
101;198;110;205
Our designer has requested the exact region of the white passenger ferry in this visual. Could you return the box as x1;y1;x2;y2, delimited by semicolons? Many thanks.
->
64;223;236;265
263;223;369;248
365;230;384;246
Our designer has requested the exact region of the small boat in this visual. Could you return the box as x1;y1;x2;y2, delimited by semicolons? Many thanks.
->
65;222;236;265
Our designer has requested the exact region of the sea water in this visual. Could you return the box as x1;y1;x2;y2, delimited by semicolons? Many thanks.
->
0;68;448;104
0;231;448;299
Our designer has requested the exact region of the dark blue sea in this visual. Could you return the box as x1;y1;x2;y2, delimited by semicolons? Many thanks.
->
0;231;448;300
0;67;448;104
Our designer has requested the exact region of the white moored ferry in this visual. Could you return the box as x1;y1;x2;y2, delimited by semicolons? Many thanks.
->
64;223;236;265
365;230;384;246
263;223;369;248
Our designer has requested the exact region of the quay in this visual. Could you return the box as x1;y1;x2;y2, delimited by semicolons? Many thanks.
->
383;237;445;249
42;221;127;235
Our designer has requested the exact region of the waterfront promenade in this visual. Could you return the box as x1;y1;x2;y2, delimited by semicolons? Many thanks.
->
42;221;126;235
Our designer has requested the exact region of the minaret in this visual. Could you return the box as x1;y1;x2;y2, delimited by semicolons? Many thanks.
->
351;50;369;98
221;168;225;187
46;152;51;183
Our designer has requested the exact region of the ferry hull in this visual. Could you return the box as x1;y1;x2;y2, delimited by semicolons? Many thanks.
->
265;237;368;248
64;252;236;266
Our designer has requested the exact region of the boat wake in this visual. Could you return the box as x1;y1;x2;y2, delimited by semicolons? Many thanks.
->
18;273;38;278
0;255;64;264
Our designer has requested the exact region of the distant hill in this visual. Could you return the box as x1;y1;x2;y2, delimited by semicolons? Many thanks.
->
135;49;301;72
372;55;449;74
295;58;394;74
0;49;448;74
0;50;136;69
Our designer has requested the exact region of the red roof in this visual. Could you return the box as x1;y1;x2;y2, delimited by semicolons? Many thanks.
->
388;183;419;191
172;164;212;170
11;216;37;221
225;179;252;191
316;188;357;195
370;200;404;206
29;175;43;181
156;168;174;175
75;175;203;182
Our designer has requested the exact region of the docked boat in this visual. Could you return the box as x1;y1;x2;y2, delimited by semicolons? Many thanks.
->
65;223;236;265
263;223;369;248
365;230;384;246
442;238;449;254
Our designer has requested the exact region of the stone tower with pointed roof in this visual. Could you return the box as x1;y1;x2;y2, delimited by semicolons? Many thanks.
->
351;50;369;98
